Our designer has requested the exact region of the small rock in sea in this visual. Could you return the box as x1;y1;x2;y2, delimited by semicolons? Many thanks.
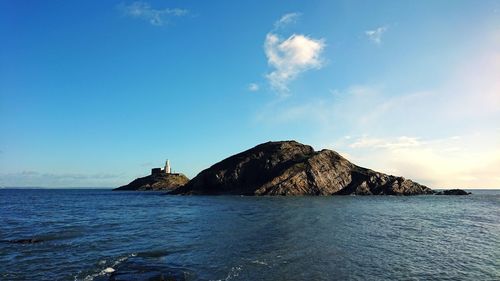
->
8;238;43;244
435;189;471;195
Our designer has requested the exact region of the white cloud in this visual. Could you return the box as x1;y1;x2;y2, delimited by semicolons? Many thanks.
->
248;83;260;92
274;12;301;29
262;13;326;95
265;33;325;94
121;1;188;26
365;26;388;44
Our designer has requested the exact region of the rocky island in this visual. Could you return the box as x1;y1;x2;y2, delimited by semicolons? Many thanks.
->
435;189;471;195
171;140;437;196
114;160;189;191
114;173;189;191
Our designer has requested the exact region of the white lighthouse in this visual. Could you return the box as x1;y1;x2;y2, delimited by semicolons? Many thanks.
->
164;159;171;174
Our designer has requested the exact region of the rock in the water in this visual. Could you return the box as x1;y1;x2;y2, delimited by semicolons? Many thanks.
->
93;255;193;281
114;173;189;191
435;189;471;195
4;238;44;244
171;140;433;196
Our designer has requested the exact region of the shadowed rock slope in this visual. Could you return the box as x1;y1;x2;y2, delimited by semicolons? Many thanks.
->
114;173;189;191
171;141;434;196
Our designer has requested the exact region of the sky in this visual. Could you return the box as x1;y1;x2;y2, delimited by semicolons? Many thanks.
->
1;0;499;188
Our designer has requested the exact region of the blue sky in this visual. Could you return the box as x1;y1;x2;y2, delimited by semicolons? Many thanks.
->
1;0;499;188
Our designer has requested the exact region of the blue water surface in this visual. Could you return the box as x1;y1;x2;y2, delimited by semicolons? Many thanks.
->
0;189;499;280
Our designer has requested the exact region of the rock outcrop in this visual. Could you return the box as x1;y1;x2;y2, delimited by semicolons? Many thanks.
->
435;189;471;195
114;173;189;191
170;141;434;196
2;238;44;244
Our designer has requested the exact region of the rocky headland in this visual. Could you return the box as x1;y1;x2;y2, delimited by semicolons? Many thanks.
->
170;140;440;196
114;173;189;191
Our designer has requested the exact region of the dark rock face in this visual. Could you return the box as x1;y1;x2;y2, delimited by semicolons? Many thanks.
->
171;141;433;196
435;189;471;195
114;173;189;191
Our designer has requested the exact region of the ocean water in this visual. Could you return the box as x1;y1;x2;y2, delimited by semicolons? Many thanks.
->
0;189;499;281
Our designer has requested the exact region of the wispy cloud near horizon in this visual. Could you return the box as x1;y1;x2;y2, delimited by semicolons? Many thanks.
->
0;171;124;188
120;1;189;26
335;133;500;188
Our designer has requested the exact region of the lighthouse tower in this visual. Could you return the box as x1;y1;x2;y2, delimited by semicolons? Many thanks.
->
164;159;171;174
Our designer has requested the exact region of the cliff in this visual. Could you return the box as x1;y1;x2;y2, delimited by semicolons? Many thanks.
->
114;173;189;191
170;141;434;196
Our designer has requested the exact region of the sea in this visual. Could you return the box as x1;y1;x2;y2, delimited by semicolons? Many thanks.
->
0;189;498;281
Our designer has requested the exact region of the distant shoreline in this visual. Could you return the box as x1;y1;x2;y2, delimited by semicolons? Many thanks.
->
0;187;114;190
